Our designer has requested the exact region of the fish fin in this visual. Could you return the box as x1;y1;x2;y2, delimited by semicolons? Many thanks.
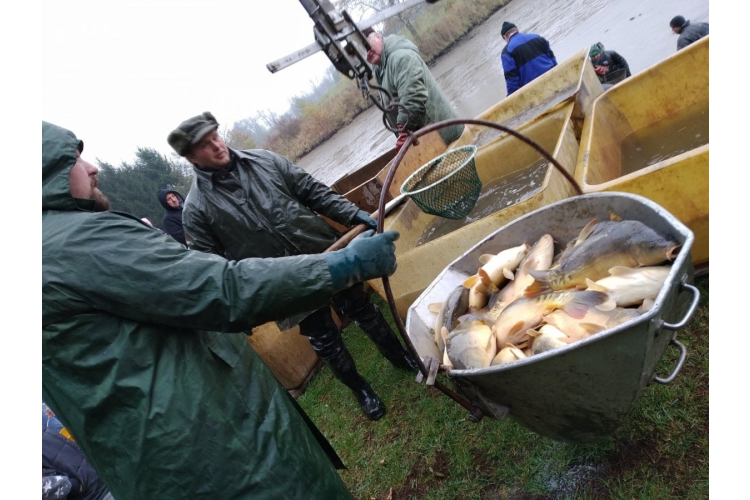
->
563;291;609;319
463;274;479;288
478;254;494;265
507;321;527;337
478;268;494;287
576;218;601;244
608;210;622;221
585;278;608;293
457;313;486;323
503;268;515;281
428;302;443;314
580;323;606;334
524;270;550;296
596;298;617;312
608;266;636;276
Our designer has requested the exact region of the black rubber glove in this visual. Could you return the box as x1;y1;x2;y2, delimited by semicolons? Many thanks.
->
324;230;400;290
352;210;378;230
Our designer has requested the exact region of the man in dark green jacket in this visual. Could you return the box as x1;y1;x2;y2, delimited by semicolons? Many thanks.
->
42;121;400;499
169;112;419;421
366;31;464;152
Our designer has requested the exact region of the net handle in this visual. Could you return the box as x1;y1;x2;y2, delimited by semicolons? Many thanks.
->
376;118;584;423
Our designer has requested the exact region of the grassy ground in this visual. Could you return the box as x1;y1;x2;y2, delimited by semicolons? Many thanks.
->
298;275;709;499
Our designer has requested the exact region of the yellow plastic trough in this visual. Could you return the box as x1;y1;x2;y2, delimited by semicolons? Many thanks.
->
575;36;709;270
371;102;581;319
451;46;603;149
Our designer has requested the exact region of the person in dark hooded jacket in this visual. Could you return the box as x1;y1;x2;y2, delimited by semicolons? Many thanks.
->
42;120;401;499
169;111;420;422
670;15;709;51
156;188;186;245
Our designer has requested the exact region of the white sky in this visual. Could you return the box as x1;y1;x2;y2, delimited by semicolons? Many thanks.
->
42;0;340;166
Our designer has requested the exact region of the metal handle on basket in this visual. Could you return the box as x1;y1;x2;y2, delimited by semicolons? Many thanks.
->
653;282;700;385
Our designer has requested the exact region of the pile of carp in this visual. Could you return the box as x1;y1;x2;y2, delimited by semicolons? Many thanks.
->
429;217;682;370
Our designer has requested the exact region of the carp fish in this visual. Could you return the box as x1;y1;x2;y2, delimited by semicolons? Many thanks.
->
445;320;496;370
462;242;530;312
528;325;569;355
525;219;680;295
586;265;670;309
544;306;642;342
493;234;555;311
491;344;526;365
431;285;470;356
492;289;608;348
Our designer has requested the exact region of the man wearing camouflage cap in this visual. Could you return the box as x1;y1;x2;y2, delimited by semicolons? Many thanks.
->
168;112;419;421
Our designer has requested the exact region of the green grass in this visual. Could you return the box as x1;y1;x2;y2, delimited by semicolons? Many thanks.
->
298;275;709;499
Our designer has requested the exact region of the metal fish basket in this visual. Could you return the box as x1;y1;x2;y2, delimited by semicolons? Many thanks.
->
404;192;699;443
400;145;481;220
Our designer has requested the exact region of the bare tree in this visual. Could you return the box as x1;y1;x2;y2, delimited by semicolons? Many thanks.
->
334;0;423;46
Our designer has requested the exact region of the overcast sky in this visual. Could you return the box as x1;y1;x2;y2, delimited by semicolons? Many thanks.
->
42;0;343;166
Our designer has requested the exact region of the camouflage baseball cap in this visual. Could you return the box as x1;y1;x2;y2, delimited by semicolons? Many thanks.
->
167;111;219;156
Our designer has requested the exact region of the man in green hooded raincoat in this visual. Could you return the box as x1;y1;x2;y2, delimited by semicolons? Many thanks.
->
366;31;464;152
41;121;400;499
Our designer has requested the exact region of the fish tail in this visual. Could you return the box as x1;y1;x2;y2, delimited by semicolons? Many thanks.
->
562;291;609;319
524;269;551;297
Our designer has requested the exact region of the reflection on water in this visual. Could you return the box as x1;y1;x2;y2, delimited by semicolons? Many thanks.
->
620;99;709;175
416;159;548;246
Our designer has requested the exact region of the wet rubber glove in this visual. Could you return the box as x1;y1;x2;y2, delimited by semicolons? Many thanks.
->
324;230;400;290
352;210;378;230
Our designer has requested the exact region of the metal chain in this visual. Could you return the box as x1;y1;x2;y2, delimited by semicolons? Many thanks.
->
359;78;419;145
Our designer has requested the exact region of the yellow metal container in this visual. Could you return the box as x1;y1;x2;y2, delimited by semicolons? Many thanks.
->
372;102;581;318
575;36;709;269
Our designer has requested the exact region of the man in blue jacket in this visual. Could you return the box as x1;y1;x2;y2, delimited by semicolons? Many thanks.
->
500;21;557;96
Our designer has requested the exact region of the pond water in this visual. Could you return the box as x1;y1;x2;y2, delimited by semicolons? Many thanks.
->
620;98;709;175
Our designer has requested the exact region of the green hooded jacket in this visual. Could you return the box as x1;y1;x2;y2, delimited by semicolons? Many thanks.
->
41;122;353;500
373;35;464;145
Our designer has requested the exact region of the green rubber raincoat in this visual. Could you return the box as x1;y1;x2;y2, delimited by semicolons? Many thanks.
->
373;35;464;145
182;149;361;259
41;122;353;500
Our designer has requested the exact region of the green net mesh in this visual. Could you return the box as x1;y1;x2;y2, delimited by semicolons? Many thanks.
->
400;145;481;220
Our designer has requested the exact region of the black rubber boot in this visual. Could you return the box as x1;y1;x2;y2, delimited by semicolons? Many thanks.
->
302;308;386;420
322;347;386;421
355;305;420;373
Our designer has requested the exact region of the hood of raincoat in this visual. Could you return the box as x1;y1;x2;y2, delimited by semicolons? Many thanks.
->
156;188;185;211
373;35;463;145
42;121;93;212
42;123;351;499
